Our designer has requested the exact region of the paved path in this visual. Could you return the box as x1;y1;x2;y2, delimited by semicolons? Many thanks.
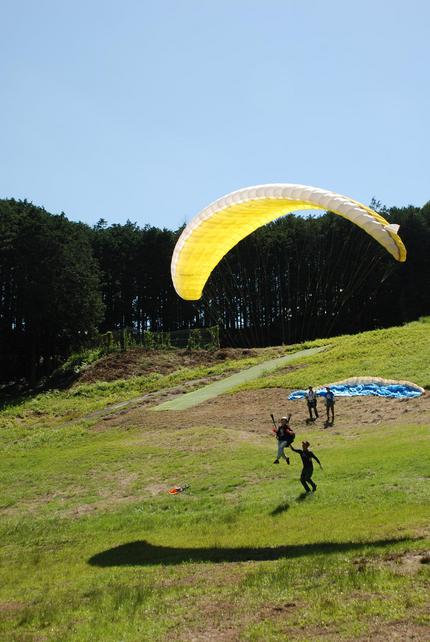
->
152;346;327;411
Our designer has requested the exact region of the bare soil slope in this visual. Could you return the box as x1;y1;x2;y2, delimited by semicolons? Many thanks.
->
80;345;430;433
96;384;430;436
78;347;265;383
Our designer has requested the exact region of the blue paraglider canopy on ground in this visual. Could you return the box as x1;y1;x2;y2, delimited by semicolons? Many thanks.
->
289;380;424;400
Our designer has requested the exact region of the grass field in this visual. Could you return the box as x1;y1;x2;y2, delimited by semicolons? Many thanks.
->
1;319;429;641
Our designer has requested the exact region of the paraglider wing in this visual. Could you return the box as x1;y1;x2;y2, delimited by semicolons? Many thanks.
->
171;184;406;301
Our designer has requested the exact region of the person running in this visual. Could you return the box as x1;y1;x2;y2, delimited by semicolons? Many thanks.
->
325;386;335;424
290;440;322;492
305;386;319;420
273;415;295;465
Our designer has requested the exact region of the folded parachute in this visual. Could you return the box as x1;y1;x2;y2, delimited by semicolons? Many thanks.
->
171;184;406;301
289;377;424;400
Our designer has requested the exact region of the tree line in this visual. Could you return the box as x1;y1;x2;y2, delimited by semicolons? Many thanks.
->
0;198;429;384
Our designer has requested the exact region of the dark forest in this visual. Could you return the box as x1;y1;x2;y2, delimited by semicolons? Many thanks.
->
1;198;429;383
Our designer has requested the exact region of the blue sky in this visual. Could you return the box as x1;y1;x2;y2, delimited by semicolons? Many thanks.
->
1;0;429;229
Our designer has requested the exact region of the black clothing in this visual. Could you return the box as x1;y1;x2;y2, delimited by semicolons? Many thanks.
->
290;447;320;470
325;392;335;422
284;434;295;447
276;426;295;445
300;469;316;492
306;399;319;419
325;390;335;404
291;446;321;492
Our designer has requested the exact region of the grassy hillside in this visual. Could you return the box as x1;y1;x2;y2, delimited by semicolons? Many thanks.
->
0;347;289;434
1;319;429;641
2;318;429;436
236;317;430;393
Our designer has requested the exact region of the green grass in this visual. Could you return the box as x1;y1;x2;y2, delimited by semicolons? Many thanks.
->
153;346;327;410
1;419;429;641
235;317;430;393
1;319;429;641
0;348;291;434
3;318;429;436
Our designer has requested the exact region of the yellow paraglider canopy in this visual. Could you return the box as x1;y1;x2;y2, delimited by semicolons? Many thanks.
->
171;184;406;301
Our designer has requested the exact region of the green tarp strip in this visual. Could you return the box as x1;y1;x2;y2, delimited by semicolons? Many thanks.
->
152;346;327;411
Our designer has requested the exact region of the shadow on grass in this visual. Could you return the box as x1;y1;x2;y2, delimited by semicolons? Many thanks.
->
296;492;310;502
88;537;414;567
270;502;290;516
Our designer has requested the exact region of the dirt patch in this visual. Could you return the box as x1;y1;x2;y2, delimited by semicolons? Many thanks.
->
1;488;87;517
1;471;153;519
172;596;339;642
284;624;340;639
172;597;251;642
158;563;246;590
353;550;430;576
0;601;25;613
173;610;339;642
77;347;266;384
381;550;430;574
145;482;168;496
90;470;139;494
356;620;430;641
260;601;299;618
93;387;430;438
69;504;100;518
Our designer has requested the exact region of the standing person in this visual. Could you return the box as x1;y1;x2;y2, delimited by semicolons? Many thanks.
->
325;386;335;424
273;415;295;464
290;440;322;492
305;386;319;420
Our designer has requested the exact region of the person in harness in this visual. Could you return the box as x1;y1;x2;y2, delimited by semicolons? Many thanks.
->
305;386;319;421
273;415;295;464
290;440;322;492
325;386;335;424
